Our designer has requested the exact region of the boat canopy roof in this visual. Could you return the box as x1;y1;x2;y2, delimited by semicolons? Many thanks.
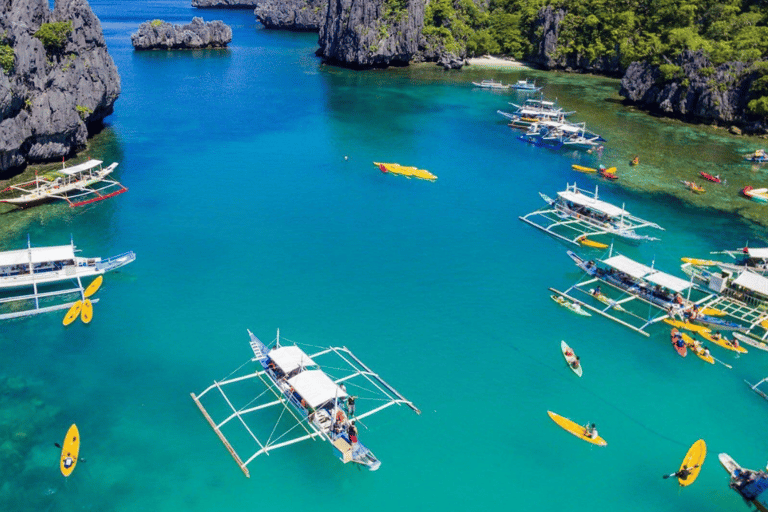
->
61;159;102;176
0;245;75;267
541;120;584;133
602;255;654;279
645;271;691;292
733;271;768;298
558;190;627;217
270;346;316;373
747;248;768;259
287;369;347;409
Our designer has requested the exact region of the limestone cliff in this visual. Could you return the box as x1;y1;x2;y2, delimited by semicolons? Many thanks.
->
255;0;325;31
318;0;424;68
131;18;232;50
528;6;621;75
192;0;257;7
620;50;765;134
0;0;120;173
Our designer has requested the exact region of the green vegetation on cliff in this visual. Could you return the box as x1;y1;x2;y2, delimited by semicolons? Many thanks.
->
34;21;73;51
0;44;13;73
424;0;768;65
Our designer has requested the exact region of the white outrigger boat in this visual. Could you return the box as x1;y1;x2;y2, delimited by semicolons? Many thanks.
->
191;330;420;476
682;247;768;277
472;79;511;89
0;160;127;208
550;248;717;337
678;263;768;340
519;183;663;247
519;120;605;150
509;79;542;92
0;237;135;320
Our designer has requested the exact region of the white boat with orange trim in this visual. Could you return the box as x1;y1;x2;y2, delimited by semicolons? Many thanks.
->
1;160;127;208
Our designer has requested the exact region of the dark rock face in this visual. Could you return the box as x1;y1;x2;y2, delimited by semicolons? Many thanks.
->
318;0;424;68
437;52;464;70
528;6;622;75
0;0;120;172
192;0;257;7
620;50;765;133
131;17;232;50
530;6;565;70
255;0;325;31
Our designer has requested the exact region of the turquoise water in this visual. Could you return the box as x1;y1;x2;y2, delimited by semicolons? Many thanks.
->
2;2;768;510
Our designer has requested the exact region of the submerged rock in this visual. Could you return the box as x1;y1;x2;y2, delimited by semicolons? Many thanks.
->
318;0;424;68
255;0;326;31
131;17;232;50
0;0;120;173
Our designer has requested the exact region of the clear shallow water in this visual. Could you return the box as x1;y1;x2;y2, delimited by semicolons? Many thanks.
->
2;2;768;511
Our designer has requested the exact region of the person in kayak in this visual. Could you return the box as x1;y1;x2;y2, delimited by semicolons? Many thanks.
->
570;356;581;370
663;464;699;480
584;423;598;439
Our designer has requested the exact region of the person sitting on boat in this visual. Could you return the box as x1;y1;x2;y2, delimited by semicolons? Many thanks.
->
631;156;639;165
564;348;574;357
674;293;684;305
711;331;723;341
703;346;711;358
63;456;74;469
570;356;581;370
584;423;598;439
592;286;602;297
348;421;358;445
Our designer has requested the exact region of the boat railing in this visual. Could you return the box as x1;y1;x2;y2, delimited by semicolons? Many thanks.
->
97;251;136;272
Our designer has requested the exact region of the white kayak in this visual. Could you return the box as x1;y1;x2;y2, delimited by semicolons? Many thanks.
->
733;332;768;352
561;340;583;377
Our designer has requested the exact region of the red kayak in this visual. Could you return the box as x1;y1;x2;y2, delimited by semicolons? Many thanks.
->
700;172;723;183
670;328;687;357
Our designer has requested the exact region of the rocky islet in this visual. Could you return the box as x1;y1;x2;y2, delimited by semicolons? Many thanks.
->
131;17;233;50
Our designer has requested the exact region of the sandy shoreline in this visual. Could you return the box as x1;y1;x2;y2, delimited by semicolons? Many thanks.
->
466;55;532;68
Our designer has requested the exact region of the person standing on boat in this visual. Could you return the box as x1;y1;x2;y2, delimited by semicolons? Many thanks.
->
347;395;356;417
348;421;358;445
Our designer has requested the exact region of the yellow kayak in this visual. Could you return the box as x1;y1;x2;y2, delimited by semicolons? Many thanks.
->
80;299;93;324
681;257;719;266
547;410;607;446
374;162;437;181
698;331;747;353
682;333;715;364
589;289;626;311
63;301;83;326
60;424;80;477
663;318;712;334
572;164;597;173
678;439;706;486
83;275;103;298
701;307;725;317
579;237;609;249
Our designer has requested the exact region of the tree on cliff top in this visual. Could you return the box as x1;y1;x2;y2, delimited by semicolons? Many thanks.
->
34;21;73;52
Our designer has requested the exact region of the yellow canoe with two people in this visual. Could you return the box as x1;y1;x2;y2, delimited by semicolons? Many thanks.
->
374;162;437;182
547;411;607;446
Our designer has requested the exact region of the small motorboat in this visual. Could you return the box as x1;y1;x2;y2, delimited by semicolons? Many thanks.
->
742;186;768;203
699;172;724;184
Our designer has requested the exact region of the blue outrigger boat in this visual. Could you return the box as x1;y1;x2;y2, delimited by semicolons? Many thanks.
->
720;453;768;512
192;329;420;476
